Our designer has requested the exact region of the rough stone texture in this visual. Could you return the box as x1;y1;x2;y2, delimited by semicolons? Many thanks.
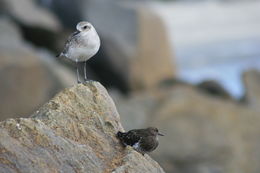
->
112;73;260;173
243;69;260;109
0;82;165;173
85;0;175;90
1;0;61;31
0;17;74;121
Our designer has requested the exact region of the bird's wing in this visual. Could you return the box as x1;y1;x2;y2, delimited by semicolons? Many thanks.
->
60;30;81;56
139;136;159;152
124;130;142;146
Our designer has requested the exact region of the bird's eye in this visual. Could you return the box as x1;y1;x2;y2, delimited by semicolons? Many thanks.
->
83;26;88;30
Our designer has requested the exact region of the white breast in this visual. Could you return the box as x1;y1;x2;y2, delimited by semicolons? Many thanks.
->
67;29;100;62
132;142;140;150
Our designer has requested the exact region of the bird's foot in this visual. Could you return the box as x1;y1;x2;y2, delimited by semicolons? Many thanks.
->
82;79;95;84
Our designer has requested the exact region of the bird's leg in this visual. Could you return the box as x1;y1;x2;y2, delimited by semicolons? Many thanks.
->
76;60;81;84
84;61;87;82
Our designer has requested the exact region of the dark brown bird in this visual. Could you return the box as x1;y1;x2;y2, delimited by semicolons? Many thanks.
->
117;127;164;155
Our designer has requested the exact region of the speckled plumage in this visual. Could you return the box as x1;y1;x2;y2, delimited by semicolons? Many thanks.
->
60;30;80;56
117;127;164;155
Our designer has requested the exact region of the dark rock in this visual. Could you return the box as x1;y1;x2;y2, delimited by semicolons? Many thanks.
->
197;80;232;99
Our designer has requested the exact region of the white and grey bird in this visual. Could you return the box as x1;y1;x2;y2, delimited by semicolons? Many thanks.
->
117;127;164;155
57;21;100;83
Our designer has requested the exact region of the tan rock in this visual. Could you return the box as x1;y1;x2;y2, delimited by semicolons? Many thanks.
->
0;82;165;173
130;7;175;90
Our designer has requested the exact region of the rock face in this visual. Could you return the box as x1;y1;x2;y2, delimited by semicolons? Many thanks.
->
0;17;74;121
0;82;165;173
112;73;260;173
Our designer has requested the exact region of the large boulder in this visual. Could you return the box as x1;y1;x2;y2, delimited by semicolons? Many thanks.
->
0;17;74;121
149;86;253;173
84;0;175;91
0;82;165;173
112;77;260;173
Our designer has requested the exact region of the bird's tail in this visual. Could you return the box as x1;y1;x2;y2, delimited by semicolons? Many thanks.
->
116;131;127;147
56;53;61;58
56;52;64;58
117;131;124;138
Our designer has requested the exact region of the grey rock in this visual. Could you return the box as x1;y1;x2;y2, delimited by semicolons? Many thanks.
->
0;17;74;121
197;80;232;100
1;0;61;31
111;91;158;131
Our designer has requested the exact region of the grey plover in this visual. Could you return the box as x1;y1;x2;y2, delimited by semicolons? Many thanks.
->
117;127;164;155
57;21;100;83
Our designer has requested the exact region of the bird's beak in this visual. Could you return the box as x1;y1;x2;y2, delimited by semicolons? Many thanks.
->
158;133;164;136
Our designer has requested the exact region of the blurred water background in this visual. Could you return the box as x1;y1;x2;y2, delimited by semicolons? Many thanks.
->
151;1;260;98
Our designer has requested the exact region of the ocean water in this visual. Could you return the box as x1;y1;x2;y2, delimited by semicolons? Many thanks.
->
177;38;260;98
152;1;260;98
